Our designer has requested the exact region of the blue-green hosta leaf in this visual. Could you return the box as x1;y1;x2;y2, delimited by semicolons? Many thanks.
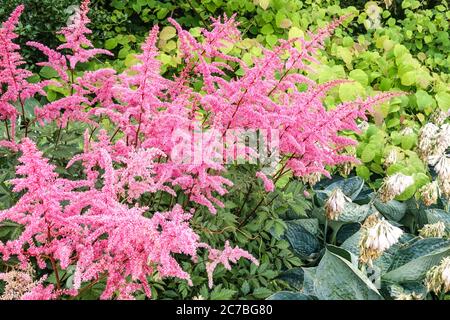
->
266;291;315;300
386;282;427;299
277;268;304;290
315;176;365;205
374;198;407;221
340;230;362;258
292;218;320;236
426;209;450;231
383;238;450;282
337;203;372;223
405;198;428;227
353;186;374;205
314;250;383;300
302;267;317;296
373;234;415;274
388;238;450;271
336;223;361;245
326;244;359;266
283;221;322;260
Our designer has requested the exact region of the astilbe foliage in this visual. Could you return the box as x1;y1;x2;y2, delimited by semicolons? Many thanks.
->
0;1;401;299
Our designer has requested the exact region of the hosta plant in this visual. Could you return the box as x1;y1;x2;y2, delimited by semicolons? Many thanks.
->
0;1;400;299
269;175;450;300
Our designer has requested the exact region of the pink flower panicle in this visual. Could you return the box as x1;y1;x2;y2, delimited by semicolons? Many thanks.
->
256;171;275;192
56;0;112;69
205;241;259;288
0;5;29;122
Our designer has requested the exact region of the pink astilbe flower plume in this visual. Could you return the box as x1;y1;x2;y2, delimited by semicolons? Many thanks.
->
204;241;259;288
0;138;257;299
0;6;53;115
56;0;112;69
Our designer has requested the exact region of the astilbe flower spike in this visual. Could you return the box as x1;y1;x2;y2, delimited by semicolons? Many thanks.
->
56;0;112;69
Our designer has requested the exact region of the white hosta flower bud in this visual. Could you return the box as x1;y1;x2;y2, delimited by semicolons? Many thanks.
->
358;121;369;131
434;124;450;156
433;154;450;180
359;213;403;265
325;188;351;220
419;222;446;238
302;172;321;186
425;257;450;294
384;149;398;167
339;162;354;176
400;127;414;136
366;219;403;251
379;173;414;203
394;292;423;300
438;178;450;199
419;181;439;206
418;123;439;160
430;109;449;126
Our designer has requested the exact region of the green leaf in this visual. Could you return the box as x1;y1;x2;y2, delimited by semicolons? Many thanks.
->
337;203;372;223
39;66;59;79
401;134;417;150
160;26;176;41
349;69;369;86
265;34;278;46
400;71;416;86
361;147;375;163
259;0;270;10
283;221;321;259
210;284;236;300
383;238;450;282
314;250;383;300
415;90;434;110
373;199;407;221
320;176;365;201
104;38;118;50
340;230;362;257
302;267;317;296
267;291;314;300
435;92;450;111
241;281;250;295
277;268;304;290
261;24;274;35
356;165;371;181
252;287;273;299
0;220;24;241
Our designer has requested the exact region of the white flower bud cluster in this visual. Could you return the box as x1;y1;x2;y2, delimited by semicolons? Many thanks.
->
419;181;439;206
434;124;450;156
400;127;414;136
430;109;449;126
325;188;351;220
419;222;446;238
394;292;423;300
302;172;321;186
384;149;398;167
359;213;403;265
425;257;450;295
379;173;414;203
418;120;450;200
418;123;440;161
0;265;39;300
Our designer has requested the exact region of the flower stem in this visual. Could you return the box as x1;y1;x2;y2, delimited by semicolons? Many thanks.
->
3;120;11;141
